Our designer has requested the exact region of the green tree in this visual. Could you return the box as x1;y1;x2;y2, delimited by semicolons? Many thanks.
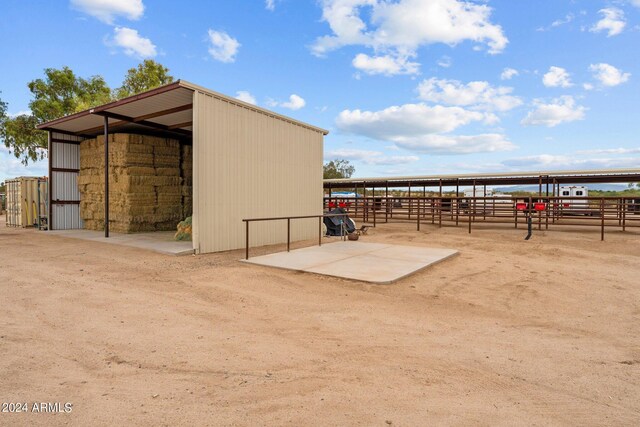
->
1;61;174;165
115;60;174;99
1;67;111;164
323;159;355;179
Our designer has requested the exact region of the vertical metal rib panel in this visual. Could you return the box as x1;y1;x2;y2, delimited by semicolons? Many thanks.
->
49;132;83;230
52;172;80;201
52;142;79;169
53;204;82;230
193;91;324;254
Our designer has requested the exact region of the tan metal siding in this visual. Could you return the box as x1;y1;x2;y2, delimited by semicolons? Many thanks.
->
193;91;324;254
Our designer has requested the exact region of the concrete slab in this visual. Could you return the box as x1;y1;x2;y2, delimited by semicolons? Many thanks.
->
241;241;458;284
46;229;194;256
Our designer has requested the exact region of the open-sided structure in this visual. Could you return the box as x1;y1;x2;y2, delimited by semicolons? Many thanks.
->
38;81;328;254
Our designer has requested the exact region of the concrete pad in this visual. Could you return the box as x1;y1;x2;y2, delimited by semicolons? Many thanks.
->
241;241;458;284
46;229;194;256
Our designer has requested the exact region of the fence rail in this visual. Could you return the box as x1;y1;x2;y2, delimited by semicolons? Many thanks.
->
242;213;350;260
324;195;640;240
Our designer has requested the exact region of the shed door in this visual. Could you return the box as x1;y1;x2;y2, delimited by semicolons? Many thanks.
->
49;132;84;230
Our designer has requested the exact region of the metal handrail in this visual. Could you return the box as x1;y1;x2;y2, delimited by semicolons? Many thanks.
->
242;213;350;260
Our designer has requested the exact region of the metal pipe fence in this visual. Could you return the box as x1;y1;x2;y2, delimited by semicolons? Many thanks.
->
323;195;640;240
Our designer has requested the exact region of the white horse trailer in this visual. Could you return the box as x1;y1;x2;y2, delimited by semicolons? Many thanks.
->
559;185;590;214
462;187;511;214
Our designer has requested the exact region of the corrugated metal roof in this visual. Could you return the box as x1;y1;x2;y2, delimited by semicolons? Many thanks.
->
37;80;329;137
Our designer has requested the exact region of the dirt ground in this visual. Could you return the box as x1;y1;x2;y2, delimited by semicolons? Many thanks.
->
1;215;639;426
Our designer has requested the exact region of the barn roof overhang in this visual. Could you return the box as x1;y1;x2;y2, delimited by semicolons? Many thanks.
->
37;80;329;139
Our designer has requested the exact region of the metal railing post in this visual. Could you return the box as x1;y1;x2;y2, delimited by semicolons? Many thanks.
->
245;220;249;260
601;198;605;241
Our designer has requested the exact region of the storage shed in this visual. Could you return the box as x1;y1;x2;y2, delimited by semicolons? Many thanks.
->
37;81;328;254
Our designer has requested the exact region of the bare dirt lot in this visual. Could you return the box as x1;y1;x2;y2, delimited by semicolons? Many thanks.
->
1;216;639;426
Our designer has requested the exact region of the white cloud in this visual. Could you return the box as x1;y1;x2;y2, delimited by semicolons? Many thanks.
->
583;83;594;91
325;148;419;165
417;78;522;112
542;66;572;88
352;53;419;76
552;13;574;28
70;0;144;24
437;55;452;68
393;133;515;154
235;91;257;105
111;27;156;58
537;13;574;32
521;96;586;127
0;149;48;183
502;154;640;170
577;147;640;155
268;94;306;110
590;8;626;37
500;68;518;80
630;0;640;7
589;63;630;87
335;102;514;154
265;0;276;11
337;103;486;138
312;0;508;72
207;29;240;63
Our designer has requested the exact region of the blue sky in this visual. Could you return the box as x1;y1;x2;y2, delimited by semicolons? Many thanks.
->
1;0;639;183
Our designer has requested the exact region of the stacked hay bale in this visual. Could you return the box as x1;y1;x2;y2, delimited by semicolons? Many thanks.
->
78;133;191;233
181;144;193;218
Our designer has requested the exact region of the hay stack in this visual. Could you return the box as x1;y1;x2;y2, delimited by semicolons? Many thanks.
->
181;144;193;218
175;216;192;241
78;133;192;233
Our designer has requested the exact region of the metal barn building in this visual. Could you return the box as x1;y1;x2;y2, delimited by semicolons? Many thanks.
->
38;81;328;254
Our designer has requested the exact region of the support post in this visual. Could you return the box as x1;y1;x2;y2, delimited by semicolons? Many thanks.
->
47;131;53;230
385;182;389;223
439;179;442;228
245;221;249;260
417;197;421;231
104;116;109;238
472;180;476;223
287;218;291;252
483;184;486;221
319;216;322;246
455;178;459;226
601;198;605;241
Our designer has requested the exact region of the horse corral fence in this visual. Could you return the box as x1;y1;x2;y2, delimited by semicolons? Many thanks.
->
323;195;640;240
